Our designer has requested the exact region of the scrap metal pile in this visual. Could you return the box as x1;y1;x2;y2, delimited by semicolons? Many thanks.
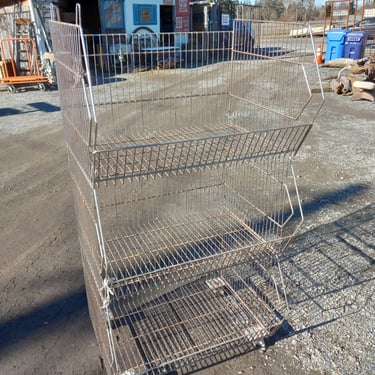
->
323;56;375;101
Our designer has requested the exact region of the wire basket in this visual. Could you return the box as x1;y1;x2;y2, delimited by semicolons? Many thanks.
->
51;9;324;375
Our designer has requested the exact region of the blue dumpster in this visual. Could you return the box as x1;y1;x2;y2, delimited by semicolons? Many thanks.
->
325;30;348;62
344;32;368;60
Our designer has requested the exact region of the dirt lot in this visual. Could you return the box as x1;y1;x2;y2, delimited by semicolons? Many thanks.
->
0;81;374;375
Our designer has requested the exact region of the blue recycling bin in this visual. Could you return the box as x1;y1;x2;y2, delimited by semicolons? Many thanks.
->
344;32;368;60
325;30;348;62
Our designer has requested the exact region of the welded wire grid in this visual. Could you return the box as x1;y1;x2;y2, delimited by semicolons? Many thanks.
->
50;19;325;180
50;19;95;174
50;16;324;375
95;157;300;286
80;21;323;157
89;156;299;374
92;124;311;185
105;262;287;375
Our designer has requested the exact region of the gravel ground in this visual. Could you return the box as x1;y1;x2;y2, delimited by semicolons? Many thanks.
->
0;76;374;375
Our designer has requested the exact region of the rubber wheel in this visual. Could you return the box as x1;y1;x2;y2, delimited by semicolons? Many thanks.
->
7;85;16;93
38;83;46;91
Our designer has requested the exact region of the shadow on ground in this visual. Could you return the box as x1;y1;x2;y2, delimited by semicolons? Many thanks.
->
271;199;374;344
0;102;60;117
0;288;87;353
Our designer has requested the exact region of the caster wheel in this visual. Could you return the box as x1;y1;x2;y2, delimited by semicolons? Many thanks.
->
38;83;46;91
7;85;16;93
255;339;266;353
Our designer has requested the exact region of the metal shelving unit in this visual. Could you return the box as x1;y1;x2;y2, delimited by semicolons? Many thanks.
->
50;8;324;374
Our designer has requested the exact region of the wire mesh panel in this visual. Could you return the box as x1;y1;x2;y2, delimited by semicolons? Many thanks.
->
51;11;324;375
83;26;322;152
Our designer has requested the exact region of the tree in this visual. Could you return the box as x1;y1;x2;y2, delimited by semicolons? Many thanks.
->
325;2;332;18
305;0;316;21
257;0;285;20
218;0;236;19
349;1;355;15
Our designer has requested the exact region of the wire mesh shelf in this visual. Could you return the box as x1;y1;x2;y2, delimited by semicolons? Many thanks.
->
83;252;286;375
51;10;324;375
92;124;312;185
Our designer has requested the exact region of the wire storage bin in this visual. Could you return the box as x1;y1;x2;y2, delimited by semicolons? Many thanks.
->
50;9;324;375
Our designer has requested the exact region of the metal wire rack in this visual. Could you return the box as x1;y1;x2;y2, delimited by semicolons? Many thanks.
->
51;8;324;375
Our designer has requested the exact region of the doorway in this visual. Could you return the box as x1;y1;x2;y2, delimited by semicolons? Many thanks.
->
160;5;174;32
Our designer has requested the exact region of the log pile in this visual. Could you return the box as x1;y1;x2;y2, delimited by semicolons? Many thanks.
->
321;56;375;102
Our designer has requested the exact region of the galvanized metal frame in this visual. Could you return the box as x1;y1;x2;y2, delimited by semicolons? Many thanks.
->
51;8;324;374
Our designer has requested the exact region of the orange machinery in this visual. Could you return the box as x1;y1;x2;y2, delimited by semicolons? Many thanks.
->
0;37;49;93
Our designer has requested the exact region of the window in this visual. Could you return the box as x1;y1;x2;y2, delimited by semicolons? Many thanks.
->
133;4;157;26
101;0;124;29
